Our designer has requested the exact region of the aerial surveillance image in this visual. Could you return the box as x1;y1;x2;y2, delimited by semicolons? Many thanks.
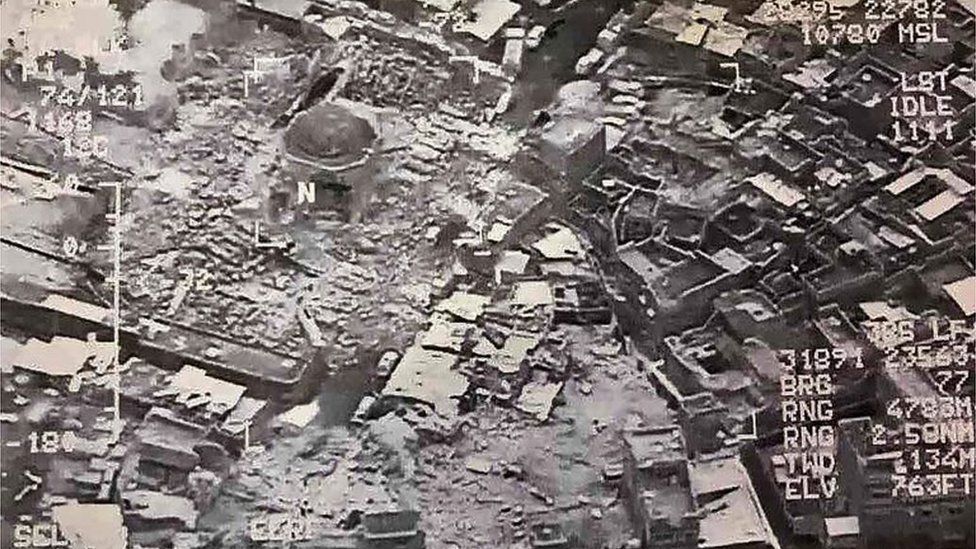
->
0;0;974;546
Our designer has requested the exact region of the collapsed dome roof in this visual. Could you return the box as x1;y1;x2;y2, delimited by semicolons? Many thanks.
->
284;102;376;166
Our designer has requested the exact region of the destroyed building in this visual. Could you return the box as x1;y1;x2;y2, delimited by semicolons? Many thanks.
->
0;0;973;546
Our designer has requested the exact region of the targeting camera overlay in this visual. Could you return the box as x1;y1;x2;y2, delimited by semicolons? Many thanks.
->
0;0;974;548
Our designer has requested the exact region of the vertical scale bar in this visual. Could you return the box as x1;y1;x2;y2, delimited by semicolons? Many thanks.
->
98;180;123;434
112;182;122;426
112;181;122;426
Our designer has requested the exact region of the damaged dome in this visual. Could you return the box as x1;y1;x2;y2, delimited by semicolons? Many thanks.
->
284;102;376;166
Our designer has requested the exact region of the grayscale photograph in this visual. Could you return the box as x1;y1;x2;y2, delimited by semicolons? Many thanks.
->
0;0;974;547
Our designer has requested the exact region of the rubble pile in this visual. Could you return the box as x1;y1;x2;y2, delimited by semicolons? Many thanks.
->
1;0;973;547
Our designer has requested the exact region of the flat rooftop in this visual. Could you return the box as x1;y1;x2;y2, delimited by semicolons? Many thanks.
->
624;425;686;467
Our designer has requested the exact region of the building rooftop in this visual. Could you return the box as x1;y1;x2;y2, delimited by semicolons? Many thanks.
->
624;425;686;468
858;301;918;321
382;344;467;418
165;365;246;416
490;332;541;375
657;258;726;299
841;64;898;107
13;336;115;377
741;339;782;383
915;190;965;222
496;250;530;277
39;294;113;324
632;248;751;308
646;1;748;57
643;482;694;528
422;320;474;353
886;167;973;196
782;59;838;90
698;482;775;549
689;456;741;501
452;0;520;42
746;172;804;208
540;117;604;153
532;225;583;260
416;0;459;10
710;248;752;275
52;503;127;549
220;396;266;436
824;516;860;538
702;21;749;57
513;281;555;308
943;275;976;316
435;292;491;322
236;0;309;19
